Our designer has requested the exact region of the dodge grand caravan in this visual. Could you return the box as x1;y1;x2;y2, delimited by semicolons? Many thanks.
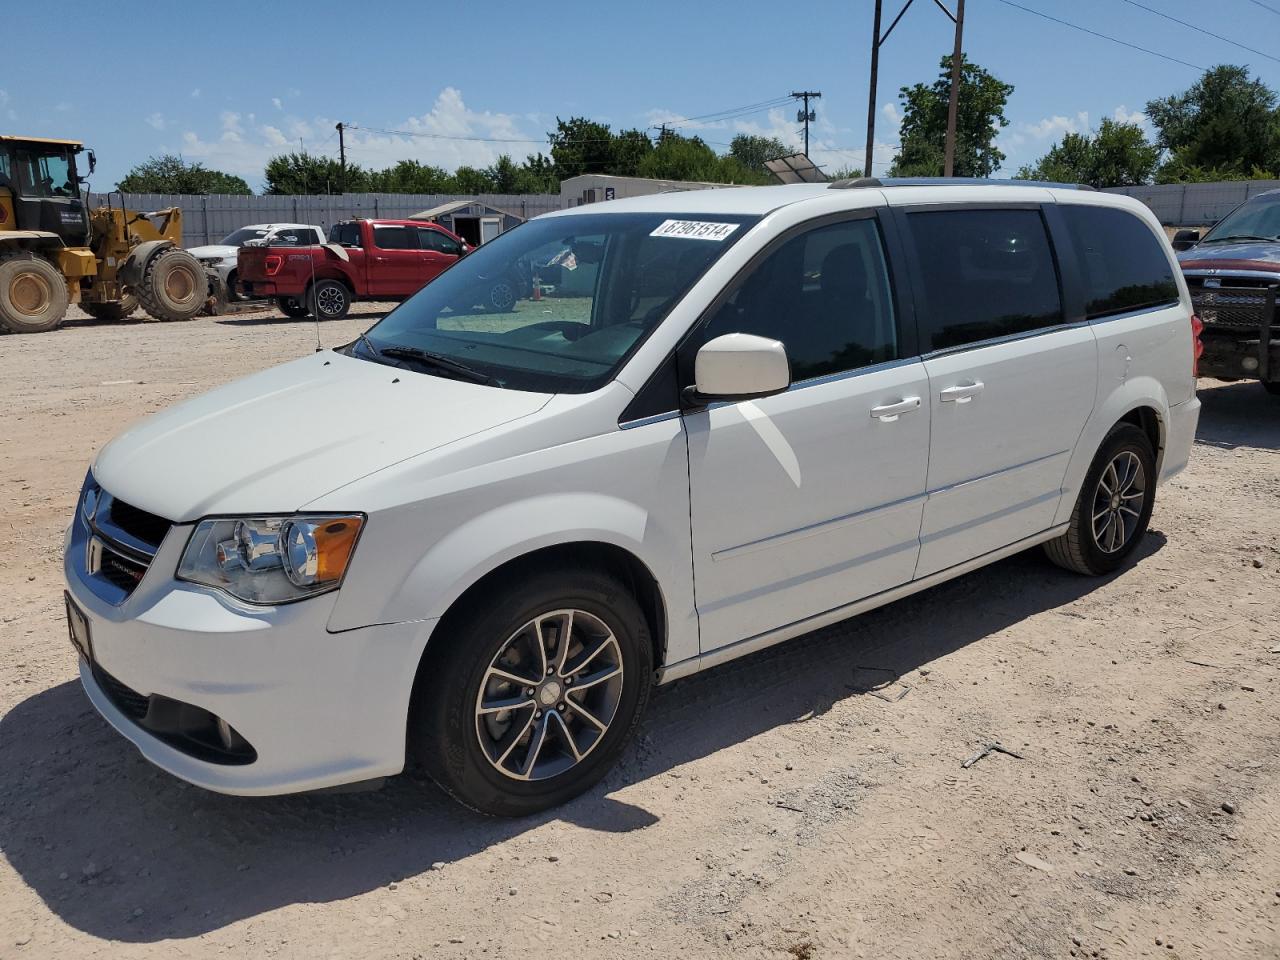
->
64;180;1201;815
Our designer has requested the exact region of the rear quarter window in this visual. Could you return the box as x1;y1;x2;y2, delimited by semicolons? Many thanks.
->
1058;205;1179;319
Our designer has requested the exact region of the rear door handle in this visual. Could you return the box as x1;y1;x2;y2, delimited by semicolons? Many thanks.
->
939;381;985;403
869;396;922;422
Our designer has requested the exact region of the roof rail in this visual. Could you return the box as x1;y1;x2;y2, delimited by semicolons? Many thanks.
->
827;176;1095;191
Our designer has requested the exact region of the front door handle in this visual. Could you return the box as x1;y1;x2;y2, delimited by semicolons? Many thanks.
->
939;380;985;403
869;396;922;422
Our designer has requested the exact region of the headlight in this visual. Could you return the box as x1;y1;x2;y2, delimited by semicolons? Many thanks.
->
177;515;364;604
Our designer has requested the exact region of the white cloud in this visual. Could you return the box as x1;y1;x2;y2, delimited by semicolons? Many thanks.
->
175;87;539;187
0;90;7;107
882;102;902;127
272;97;283;111
190;88;201;99
145;112;166;130
1112;104;1149;129
55;101;72;113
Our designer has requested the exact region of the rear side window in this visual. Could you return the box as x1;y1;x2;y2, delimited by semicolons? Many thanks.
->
1059;205;1178;319
330;223;361;247
907;209;1062;351
374;226;415;250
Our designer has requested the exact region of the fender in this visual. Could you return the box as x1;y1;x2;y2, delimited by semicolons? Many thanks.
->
0;229;64;246
1053;374;1169;527
320;242;350;263
118;239;175;289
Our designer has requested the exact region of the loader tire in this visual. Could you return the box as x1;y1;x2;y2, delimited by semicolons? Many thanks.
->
137;248;204;322
81;294;139;323
0;252;69;333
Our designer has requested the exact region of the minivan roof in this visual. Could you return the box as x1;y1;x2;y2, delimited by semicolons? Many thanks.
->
544;179;1120;221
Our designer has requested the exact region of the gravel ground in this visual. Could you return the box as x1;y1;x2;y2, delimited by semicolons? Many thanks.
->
1;304;1278;959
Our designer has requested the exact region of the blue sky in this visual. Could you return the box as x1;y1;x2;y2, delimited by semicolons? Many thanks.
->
3;0;1278;191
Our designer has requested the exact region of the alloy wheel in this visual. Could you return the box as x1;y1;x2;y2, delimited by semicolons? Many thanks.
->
474;609;624;782
317;286;345;317
1091;450;1146;554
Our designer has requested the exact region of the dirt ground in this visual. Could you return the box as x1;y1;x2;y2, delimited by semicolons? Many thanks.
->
1;304;1278;960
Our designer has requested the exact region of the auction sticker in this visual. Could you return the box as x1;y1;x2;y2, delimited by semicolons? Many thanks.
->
650;219;741;241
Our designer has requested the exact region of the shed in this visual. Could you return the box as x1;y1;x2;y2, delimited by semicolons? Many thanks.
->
408;199;524;246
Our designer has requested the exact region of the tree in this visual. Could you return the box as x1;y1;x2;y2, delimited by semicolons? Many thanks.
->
728;134;791;176
548;117;615;178
889;54;1013;178
1016;119;1159;187
264;152;364;194
611;128;654;177
638;132;723;182
1146;65;1280;180
117;154;251;194
367;159;454;193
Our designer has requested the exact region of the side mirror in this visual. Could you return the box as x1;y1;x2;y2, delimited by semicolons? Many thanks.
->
1172;229;1200;251
683;333;791;407
87;150;97;176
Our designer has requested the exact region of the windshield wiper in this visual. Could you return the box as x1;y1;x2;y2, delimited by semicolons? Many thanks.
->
378;345;502;386
1201;234;1275;244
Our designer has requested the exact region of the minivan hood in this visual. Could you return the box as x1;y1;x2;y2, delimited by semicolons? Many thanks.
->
187;244;237;261
92;352;551;522
1179;240;1280;269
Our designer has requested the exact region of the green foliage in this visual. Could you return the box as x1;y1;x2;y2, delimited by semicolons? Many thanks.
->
728;134;792;175
1015;119;1160;188
1146;65;1280;180
117;154;252;194
366;159;454;193
548;116;616;178
889;54;1013;178
264;152;362;194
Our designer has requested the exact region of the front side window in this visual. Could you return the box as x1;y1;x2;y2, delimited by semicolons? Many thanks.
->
908;208;1062;351
374;226;415;250
15;149;75;198
360;212;758;393
1059;205;1178;318
222;227;269;246
695;217;898;382
419;227;462;256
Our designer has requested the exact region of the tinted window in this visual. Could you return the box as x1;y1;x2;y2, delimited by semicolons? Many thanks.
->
419;228;462;256
908;209;1062;351
697;218;898;381
374;226;414;250
222;227;269;245
330;223;361;247
273;228;315;245
1059;205;1178;319
15;148;75;198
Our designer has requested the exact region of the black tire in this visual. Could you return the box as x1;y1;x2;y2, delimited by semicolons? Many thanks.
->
307;279;351;321
225;270;243;303
136;247;204;321
277;296;310;319
1263;381;1280;397
81;293;139;323
1044;423;1156;576
413;567;653;817
0;252;69;333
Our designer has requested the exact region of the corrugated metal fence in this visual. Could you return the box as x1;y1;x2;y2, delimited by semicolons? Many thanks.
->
87;193;565;247
1104;180;1280;226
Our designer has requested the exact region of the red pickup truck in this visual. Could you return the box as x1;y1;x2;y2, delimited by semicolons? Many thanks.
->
237;218;471;320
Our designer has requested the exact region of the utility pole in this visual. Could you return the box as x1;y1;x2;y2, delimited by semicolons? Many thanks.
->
943;0;966;177
335;122;346;194
790;91;821;157
863;0;966;179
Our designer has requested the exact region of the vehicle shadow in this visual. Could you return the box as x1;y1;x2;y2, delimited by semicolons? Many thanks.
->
214;311;392;328
1195;379;1280;452
0;537;1164;943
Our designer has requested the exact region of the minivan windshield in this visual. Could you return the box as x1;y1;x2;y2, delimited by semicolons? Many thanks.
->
1201;193;1280;243
355;212;759;393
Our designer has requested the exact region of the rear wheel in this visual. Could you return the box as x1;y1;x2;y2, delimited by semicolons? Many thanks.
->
137;248;204;321
0;252;69;333
413;567;652;816
277;296;310;319
307;279;351;321
81;293;139;323
1044;423;1156;576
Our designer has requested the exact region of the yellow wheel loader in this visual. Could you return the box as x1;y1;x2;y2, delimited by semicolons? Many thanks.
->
0;135;206;333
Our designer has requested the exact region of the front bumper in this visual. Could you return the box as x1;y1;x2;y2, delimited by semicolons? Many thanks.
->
65;525;436;796
1199;331;1280;382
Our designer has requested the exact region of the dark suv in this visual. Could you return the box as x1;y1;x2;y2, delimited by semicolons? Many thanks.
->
1175;189;1280;395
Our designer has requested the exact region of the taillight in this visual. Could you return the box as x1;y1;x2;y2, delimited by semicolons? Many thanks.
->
264;254;283;276
1190;313;1204;377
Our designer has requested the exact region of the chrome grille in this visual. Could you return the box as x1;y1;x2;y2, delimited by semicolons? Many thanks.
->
76;478;173;605
1186;277;1277;329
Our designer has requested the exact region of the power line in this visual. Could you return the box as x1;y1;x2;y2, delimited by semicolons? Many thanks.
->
1246;0;1280;15
1117;0;1280;64
991;0;1206;71
660;96;794;128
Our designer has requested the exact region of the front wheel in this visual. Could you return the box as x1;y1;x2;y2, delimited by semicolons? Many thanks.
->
137;248;204;321
1044;423;1156;575
413;568;652;816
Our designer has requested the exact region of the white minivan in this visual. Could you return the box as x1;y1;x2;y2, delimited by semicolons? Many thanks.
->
64;181;1201;815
